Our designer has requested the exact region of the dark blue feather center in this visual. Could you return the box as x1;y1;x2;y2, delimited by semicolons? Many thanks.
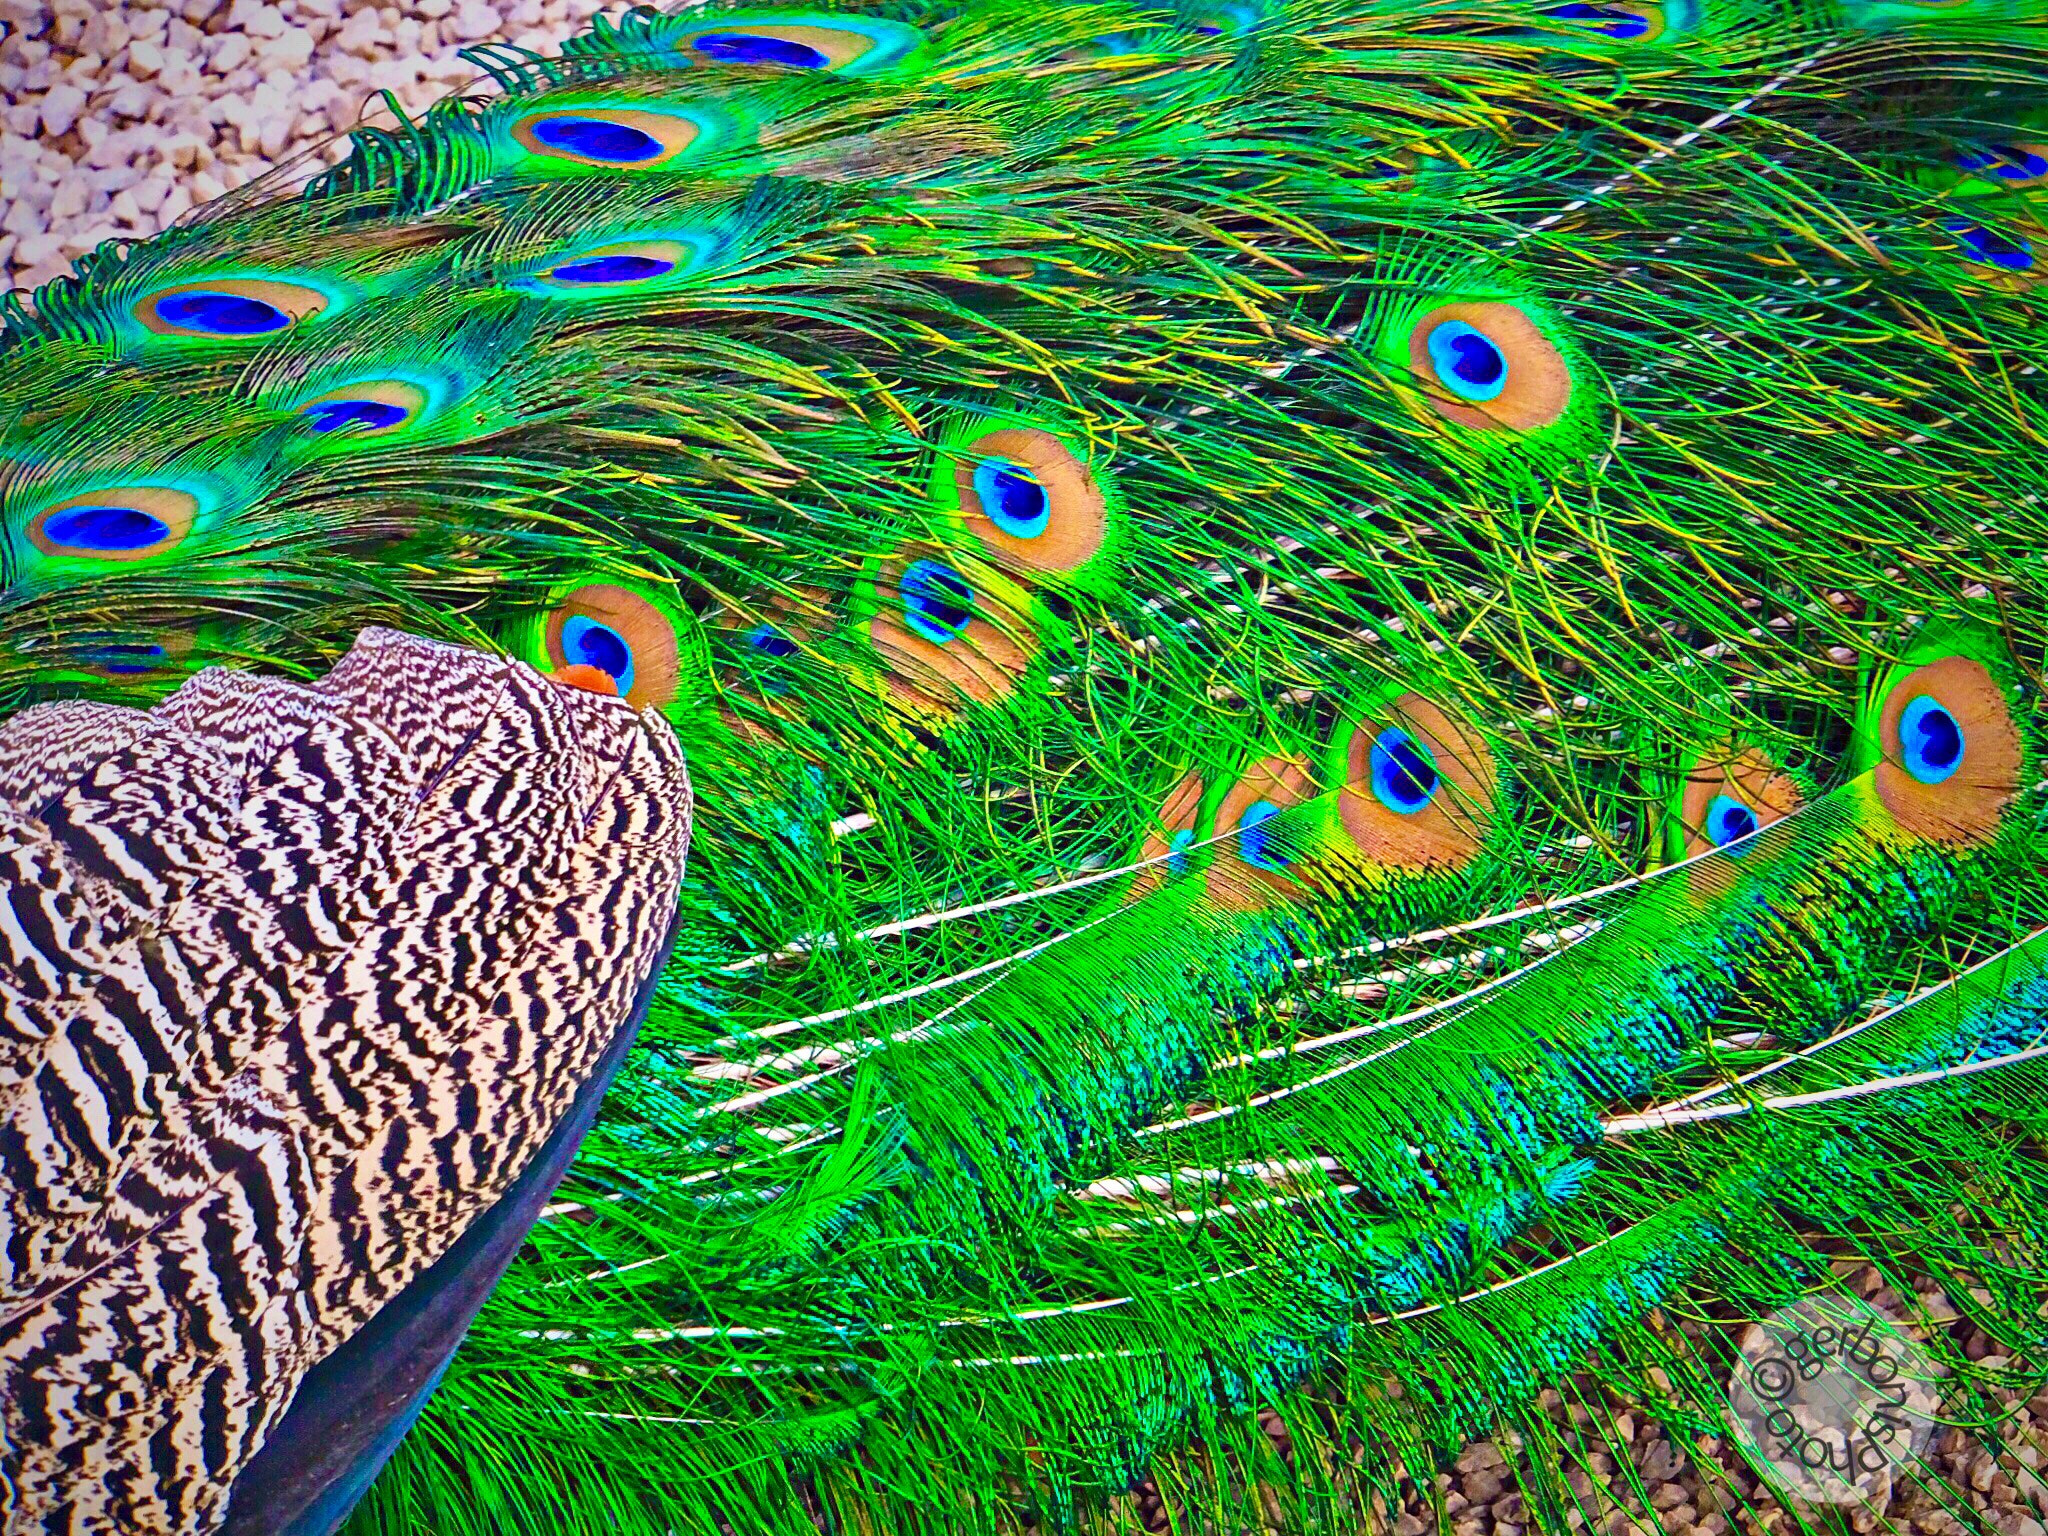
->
42;505;171;552
973;459;1050;539
1544;3;1652;38
1704;793;1759;849
746;623;799;658
549;254;677;285
1945;220;2034;271
1898;695;1964;784
562;615;635;693
692;32;830;67
1370;727;1439;813
1956;144;2048;181
530;116;665;162
902;560;975;643
155;290;292;335
1425;322;1509;402
303;399;410;433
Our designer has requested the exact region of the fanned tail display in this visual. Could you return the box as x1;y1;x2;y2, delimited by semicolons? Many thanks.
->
2;0;2048;1532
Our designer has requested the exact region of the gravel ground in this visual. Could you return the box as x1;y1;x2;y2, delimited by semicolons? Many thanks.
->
0;0;622;293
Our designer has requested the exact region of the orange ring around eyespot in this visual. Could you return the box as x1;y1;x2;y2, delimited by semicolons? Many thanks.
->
1676;744;1802;859
136;278;331;338
1406;301;1573;433
954;428;1108;574
1335;694;1498;872
28;486;200;561
1205;755;1316;911
511;108;704;168
1873;655;2022;847
543;585;683;711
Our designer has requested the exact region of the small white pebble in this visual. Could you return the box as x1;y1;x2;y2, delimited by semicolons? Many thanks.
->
39;83;86;139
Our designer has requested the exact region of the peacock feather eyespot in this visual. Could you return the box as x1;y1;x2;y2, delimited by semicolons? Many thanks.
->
25;486;202;563
863;546;1043;715
1858;637;2026;849
1206;755;1317;909
1897;695;1964;784
1326;691;1501;874
1542;2;1652;39
136;277;334;339
1666;741;1802;862
561;613;637;695
514;234;720;297
900;559;976;644
937;417;1122;584
1532;0;1696;41
511;107;710;169
1943;218;2035;272
296;381;430;438
1422;323;1507;405
529;116;667;162
1369;727;1441;814
970;459;1049;540
1177;0;1270;37
691;32;829;66
1955;142;2048;189
653;13;926;76
1235;799;1289;870
516;580;703;711
1703;794;1760;848
1394;298;1581;438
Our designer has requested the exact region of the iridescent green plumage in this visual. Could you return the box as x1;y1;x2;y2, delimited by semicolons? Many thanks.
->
3;0;2048;1532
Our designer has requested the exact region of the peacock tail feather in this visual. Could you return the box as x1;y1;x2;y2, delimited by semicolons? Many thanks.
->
2;0;2048;1531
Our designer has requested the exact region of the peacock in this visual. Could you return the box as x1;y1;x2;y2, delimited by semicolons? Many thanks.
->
2;0;2048;1531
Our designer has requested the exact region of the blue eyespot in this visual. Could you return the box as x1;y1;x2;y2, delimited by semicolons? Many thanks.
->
1543;2;1652;36
1898;695;1963;785
1166;826;1196;878
76;639;170;674
1370;727;1440;814
1236;799;1288;870
692;32;830;67
1955;144;2048;181
745;623;798;658
1424;321;1509;402
901;559;975;644
562;615;635;694
529;115;665;163
41;505;171;553
1944;219;2034;272
548;254;677;285
1704;794;1760;850
972;459;1049;540
154;291;292;336
302;399;409;433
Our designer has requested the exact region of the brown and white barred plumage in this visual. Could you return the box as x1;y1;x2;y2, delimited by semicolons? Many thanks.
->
0;630;691;1533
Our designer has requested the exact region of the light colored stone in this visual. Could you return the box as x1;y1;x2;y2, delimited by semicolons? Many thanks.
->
38;84;86;139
